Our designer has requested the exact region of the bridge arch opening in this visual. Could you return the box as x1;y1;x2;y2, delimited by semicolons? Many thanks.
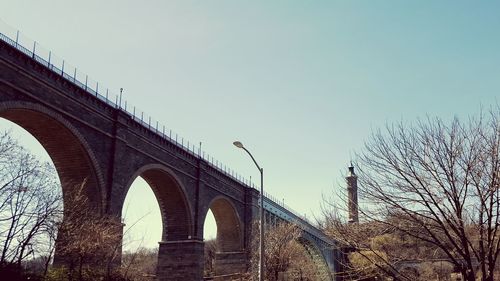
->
123;165;192;242
0;103;107;270
121;176;162;278
0;104;103;211
203;209;217;276
121;164;193;278
0;118;63;262
203;196;244;277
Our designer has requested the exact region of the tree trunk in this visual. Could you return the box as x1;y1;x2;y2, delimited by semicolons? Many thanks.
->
463;269;475;281
78;255;84;281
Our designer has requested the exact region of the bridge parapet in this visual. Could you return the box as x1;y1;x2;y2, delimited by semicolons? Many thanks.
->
263;193;332;245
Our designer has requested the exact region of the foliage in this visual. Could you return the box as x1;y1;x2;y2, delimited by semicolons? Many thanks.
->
121;247;157;281
247;221;321;281
203;239;217;277
54;181;122;281
44;266;130;281
0;261;46;281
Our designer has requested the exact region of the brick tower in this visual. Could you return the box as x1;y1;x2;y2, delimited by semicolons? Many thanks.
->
346;165;359;223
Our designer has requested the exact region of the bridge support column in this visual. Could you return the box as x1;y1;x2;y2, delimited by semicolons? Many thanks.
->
156;240;204;281
214;251;246;276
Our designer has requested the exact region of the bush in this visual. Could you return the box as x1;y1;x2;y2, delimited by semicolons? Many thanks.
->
0;262;43;281
44;266;131;281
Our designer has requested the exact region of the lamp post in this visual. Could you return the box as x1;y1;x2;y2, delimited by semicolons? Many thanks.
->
233;141;264;281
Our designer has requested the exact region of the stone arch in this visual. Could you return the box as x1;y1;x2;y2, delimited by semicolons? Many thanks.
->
0;101;104;212
203;196;243;252
202;196;246;276
124;164;193;241
297;236;333;281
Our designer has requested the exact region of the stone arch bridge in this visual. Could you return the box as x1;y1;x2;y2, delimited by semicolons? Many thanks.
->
0;30;339;280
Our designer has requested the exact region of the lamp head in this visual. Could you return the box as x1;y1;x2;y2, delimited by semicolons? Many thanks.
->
233;141;244;148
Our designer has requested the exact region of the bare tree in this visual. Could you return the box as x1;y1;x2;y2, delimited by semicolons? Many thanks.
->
203;239;217;277
54;181;122;281
324;107;500;281
121;247;157;281
0;130;62;274
322;216;445;280
247;221;320;281
0;130;129;281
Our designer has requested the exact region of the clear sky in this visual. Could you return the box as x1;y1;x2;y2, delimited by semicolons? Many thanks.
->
1;1;499;250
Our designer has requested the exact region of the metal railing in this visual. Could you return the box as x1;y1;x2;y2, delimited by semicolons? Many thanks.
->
0;20;323;238
263;192;331;243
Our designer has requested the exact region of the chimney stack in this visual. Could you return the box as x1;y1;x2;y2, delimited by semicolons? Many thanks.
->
346;164;358;223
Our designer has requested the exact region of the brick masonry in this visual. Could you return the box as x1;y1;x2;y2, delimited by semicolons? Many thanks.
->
0;39;336;280
0;39;260;279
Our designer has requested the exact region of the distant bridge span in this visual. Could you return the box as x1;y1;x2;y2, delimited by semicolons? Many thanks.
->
0;28;338;280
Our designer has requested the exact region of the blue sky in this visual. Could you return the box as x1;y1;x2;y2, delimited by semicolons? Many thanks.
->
1;1;499;250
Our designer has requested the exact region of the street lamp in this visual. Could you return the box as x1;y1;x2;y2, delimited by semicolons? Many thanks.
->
233;141;264;281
